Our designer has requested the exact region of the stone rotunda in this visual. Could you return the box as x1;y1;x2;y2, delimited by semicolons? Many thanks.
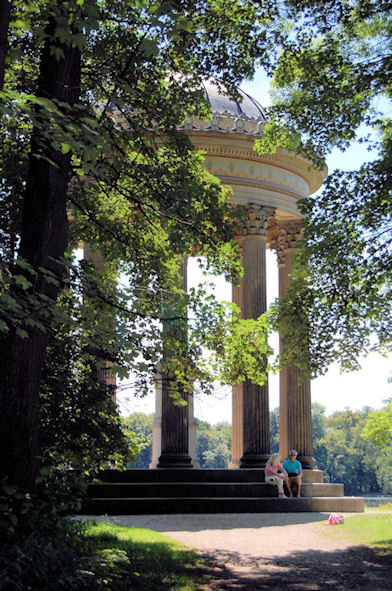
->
150;80;325;472
84;80;365;514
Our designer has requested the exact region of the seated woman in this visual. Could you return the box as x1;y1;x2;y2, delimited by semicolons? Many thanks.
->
264;453;293;498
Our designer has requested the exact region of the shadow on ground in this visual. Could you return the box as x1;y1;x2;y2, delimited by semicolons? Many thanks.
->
87;513;334;532
201;545;392;590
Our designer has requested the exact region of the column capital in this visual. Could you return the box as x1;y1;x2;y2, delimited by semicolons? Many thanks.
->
240;204;275;237
270;220;304;266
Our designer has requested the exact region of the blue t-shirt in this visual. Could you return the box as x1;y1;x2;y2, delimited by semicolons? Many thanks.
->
283;458;302;474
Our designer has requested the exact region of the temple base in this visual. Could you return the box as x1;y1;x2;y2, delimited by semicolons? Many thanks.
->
157;453;193;469
82;468;364;514
240;453;269;469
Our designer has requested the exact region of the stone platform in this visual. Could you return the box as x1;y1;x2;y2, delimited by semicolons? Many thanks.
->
81;469;364;514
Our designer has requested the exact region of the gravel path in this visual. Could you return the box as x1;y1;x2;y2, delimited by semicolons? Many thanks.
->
89;512;352;557
83;512;392;590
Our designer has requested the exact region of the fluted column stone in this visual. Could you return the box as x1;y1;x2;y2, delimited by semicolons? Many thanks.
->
271;221;316;469
235;204;275;469
157;258;192;468
230;280;243;468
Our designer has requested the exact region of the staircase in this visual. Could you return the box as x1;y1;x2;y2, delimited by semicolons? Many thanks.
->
81;469;364;514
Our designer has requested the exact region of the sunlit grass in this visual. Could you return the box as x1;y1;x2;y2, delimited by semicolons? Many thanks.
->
321;513;392;554
80;520;211;590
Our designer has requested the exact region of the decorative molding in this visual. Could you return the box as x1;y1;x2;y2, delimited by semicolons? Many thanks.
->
178;113;266;137
203;144;319;181
270;220;304;265
241;204;276;237
186;137;325;194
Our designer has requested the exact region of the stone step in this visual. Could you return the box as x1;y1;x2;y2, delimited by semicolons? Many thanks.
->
88;482;276;498
87;481;344;499
89;468;324;484
82;495;364;515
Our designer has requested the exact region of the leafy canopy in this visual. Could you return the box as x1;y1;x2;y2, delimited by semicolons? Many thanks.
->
258;0;392;376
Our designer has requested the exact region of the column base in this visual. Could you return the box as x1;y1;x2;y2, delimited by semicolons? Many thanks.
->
229;460;240;469
157;453;193;469
240;453;269;469
299;455;317;470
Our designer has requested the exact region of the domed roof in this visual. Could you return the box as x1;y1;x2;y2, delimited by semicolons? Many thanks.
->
178;79;267;136
201;79;267;121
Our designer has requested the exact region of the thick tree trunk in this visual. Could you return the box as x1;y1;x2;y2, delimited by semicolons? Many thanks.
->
0;8;81;489
0;0;11;90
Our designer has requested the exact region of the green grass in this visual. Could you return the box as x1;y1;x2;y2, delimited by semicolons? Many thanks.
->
78;520;212;590
321;512;392;554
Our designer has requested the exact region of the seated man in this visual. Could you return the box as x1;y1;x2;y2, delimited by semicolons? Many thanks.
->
283;450;302;497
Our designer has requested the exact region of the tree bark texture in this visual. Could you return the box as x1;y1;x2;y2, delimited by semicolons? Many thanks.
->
0;0;11;90
0;8;81;489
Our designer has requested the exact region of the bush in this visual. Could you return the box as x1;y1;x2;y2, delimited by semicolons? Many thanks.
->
0;469;95;591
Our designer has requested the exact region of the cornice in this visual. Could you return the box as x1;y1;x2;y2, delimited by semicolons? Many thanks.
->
186;134;325;194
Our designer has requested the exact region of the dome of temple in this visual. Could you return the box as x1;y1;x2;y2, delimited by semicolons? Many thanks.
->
201;79;267;121
178;79;267;136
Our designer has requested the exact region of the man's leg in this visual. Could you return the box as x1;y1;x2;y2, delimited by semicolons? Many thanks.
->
294;477;302;497
283;475;293;496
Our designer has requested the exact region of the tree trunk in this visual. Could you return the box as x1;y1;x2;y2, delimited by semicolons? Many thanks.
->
0;6;82;489
0;0;11;90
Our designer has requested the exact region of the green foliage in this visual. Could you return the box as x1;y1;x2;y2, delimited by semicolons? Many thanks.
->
0;0;281;415
313;407;383;495
122;413;153;469
312;403;327;442
0;479;212;590
197;420;232;468
362;400;392;493
362;399;392;447
0;469;90;591
202;309;273;388
37;262;143;472
257;0;392;376
270;407;279;453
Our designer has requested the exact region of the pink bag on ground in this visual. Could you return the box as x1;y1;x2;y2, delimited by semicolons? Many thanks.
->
325;513;344;525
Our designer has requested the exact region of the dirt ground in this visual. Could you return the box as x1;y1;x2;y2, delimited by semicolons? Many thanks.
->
84;512;392;590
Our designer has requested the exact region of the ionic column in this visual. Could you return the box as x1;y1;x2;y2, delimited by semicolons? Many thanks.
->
270;221;316;469
236;204;275;469
157;259;192;468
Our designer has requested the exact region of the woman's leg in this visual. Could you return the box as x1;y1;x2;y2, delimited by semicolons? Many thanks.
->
265;475;284;495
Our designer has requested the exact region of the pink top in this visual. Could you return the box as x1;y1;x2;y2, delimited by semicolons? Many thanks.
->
265;462;284;477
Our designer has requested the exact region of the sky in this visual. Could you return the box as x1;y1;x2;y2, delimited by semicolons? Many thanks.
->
117;69;392;422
